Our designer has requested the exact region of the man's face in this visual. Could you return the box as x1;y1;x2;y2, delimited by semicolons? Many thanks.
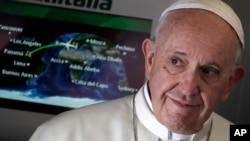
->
142;9;244;134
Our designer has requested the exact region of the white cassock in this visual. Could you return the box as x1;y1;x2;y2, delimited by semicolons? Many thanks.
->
29;83;232;141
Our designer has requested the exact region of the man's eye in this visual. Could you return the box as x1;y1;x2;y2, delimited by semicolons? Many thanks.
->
165;57;186;74
171;58;183;66
200;67;220;83
201;68;219;75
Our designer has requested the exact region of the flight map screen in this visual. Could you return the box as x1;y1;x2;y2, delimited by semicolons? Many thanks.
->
0;1;152;113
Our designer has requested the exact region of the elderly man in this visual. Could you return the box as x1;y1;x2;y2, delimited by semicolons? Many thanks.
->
30;0;245;140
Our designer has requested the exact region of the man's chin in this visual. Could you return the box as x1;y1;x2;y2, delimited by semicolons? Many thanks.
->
164;115;202;134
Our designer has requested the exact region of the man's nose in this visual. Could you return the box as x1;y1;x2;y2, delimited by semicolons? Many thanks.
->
178;69;200;97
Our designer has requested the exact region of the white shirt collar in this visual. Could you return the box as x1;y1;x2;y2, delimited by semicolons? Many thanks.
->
135;82;212;141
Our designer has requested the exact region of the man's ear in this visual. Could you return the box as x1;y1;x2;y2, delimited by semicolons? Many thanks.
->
142;38;155;79
221;65;245;102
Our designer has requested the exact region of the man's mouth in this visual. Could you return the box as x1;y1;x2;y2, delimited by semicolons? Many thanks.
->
171;98;198;108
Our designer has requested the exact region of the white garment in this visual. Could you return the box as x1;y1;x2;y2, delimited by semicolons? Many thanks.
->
29;84;232;141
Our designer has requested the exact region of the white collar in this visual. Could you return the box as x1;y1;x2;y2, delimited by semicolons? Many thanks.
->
135;82;212;141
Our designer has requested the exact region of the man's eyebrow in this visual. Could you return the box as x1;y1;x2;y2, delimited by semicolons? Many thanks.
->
173;51;187;56
173;51;222;70
203;62;221;70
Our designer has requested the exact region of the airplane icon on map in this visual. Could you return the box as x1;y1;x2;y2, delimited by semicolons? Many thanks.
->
55;39;78;50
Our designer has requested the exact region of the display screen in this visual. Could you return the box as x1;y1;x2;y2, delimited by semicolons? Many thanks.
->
0;1;152;114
